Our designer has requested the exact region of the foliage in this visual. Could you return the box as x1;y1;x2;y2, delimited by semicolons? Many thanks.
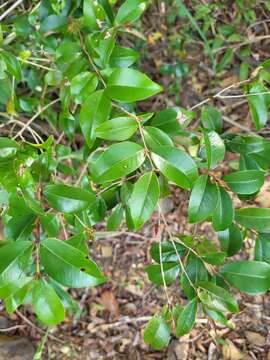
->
1;0;270;351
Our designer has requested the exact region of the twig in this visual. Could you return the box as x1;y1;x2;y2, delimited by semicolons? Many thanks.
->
0;324;26;332
15;310;65;344
13;99;60;140
0;0;23;21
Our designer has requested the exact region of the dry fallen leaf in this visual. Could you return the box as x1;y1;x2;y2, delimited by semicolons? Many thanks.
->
222;339;244;360
245;331;266;347
100;291;120;318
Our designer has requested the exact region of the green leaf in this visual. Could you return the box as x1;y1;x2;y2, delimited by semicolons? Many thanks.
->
198;281;238;313
83;0;102;30
204;308;234;329
129;172;159;229
176;298;197;337
0;241;32;280
212;187;234;231
201;106;222;133
32;279;65;325
40;15;68;32
181;255;208;300
216;48;234;72
80;90;111;148
90;141;145;183
65;233;88;255
44;184;96;214
1;51;22;81
248;83;270;130
70;72;98;104
5;279;32;314
255;233;270;264
0;137;19;159
5;214;36;241
109;46;139;68
201;251;226;265
218;224;243;256
143;126;173;149
150;241;185;263
144;316;171;350
223;170;264;195
188;175;218;223
115;0;149;25
235;208;270;231
204;131;225;169
107;204;123;230
106;68;162;102
220;261;270;294
95;117;138;141
151;146;198;189
41;238;106;288
145;262;180;286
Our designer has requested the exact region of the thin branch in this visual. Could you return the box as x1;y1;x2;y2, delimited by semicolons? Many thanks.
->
0;0;23;21
13;99;60;140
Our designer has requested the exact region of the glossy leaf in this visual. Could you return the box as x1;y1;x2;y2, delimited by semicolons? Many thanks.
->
115;0;149;24
218;224;243;256
0;137;19;159
201;106;222;133
80;90;111;148
212;187;234;231
129;172;159;229
106;68;162;102
44;184;96;214
90;141;145;183
145;263;180;286
150;241;186;263
151;145;198;189
235;208;270;231
176;298;197;337
204;131;225;169
70;72;98;104
144;316;171;350
248;83;270;130
143;126;173;149
223;170;264;195
32;280;65;325
220;261;270;294
188;175;218;223
95;117;138;141
198;281;238;313
255;233;270;264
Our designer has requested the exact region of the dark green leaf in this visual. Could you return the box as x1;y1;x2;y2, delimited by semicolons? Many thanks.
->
255;233;270;264
204;131;225;169
70;72;98;104
223;170;264;195
235;208;270;231
90;141;145;183
150;241;185;263
188;175;218;223
218;224;243;256
129;172;159;229
44;184;96;214
212;187;234;231
41;238;106;288
176;298;197;337
198;281;238;313
220;261;270;294
80;90;111;148
145;262;180;286
201;106;222;133
151;145;198;189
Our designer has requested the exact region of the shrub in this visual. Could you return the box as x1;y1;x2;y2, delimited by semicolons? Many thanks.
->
1;0;270;350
